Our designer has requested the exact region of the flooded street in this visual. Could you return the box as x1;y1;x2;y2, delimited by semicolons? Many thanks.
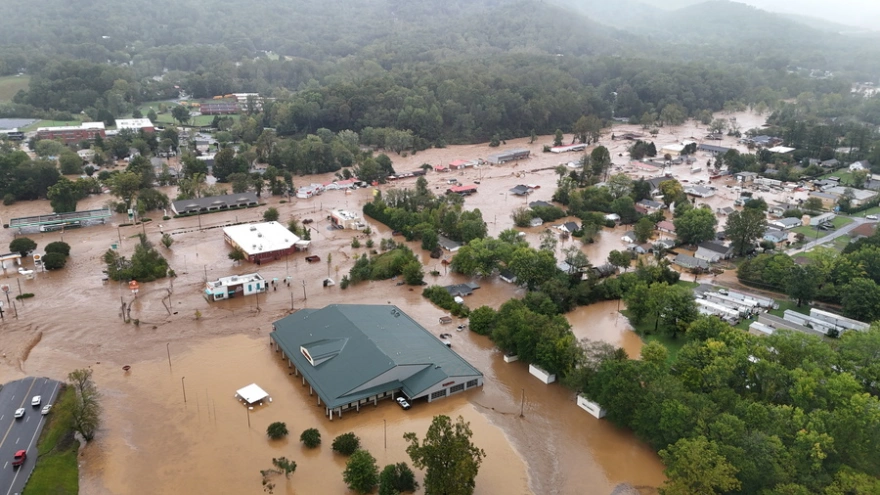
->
0;112;770;494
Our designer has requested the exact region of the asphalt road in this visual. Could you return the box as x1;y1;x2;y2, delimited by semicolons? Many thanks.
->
0;377;61;495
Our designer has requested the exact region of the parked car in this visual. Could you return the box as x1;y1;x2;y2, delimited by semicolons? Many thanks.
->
305;255;321;263
396;397;411;410
31;395;41;407
12;450;26;467
41;404;52;415
867;215;878;220
14;408;25;419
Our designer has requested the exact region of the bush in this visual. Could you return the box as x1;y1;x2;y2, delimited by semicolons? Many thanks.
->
300;428;321;448
263;207;280;222
332;432;361;455
43;252;68;270
15;293;35;300
352;238;361;248
3;193;15;205
45;241;71;257
10;237;37;256
379;462;419;495
266;422;289;440
423;285;469;317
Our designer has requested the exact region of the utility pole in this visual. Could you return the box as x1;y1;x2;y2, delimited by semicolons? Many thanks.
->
182;376;187;403
520;388;525;418
302;280;306;301
166;343;172;372
16;279;23;306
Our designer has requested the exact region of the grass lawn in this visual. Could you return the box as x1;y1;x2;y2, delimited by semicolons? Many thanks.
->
24;386;79;495
768;299;810;318
0;74;29;102
791;216;853;241
620;309;687;363
138;101;228;127
820;170;854;184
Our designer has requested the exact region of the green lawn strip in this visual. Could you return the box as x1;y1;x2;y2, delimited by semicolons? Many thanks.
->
831;216;853;228
819;170;853;183
620;309;686;363
0;75;30;102
24;386;79;495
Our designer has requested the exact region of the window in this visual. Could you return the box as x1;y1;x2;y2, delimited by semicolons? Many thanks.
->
466;379;478;389
430;390;446;400
450;384;465;394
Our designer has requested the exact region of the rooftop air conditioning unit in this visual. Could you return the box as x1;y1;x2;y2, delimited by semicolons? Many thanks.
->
250;226;257;231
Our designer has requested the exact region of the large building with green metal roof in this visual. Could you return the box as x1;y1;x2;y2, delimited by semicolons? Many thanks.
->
270;304;483;420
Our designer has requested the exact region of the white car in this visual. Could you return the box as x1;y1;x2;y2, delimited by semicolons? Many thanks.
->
41;404;52;415
31;396;41;407
396;397;411;410
867;215;878;220
14;408;25;419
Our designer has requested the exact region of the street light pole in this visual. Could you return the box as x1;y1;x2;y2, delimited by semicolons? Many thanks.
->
182;376;187;403
166;343;172;372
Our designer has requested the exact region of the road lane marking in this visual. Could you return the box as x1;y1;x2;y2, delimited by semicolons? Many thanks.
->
14;438;18;444
6;410;46;495
0;378;36;451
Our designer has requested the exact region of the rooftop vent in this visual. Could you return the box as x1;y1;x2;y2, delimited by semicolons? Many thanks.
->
250;226;257;231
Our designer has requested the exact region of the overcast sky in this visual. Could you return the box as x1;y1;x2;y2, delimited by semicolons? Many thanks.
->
741;0;880;28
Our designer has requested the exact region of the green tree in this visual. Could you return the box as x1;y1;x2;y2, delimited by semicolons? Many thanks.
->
161;233;174;249
379;463;419;495
634;217;655;243
640;340;668;366
726;208;767;256
803;197;825;213
45;241;71;256
659;436;740;495
47;177;80;213
108;171;142;208
171;105;190;126
58;151;83;175
343;449;380;494
332;432;361;456
67;368;101;442
263;207;280;222
658;180;684;207
686;315;727;341
841;278;880;323
300;428;321;448
43;252;67;270
786;264;821;307
404;415;486;495
228;172;250;193
674;207;718;246
266;422;289;440
553;129;564;147
608;250;632;273
590;145;611;180
9;237;37;256
509;247;556;290
228;247;246;262
402;261;425;285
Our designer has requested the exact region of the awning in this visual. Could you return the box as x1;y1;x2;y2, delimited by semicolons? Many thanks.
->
236;383;269;404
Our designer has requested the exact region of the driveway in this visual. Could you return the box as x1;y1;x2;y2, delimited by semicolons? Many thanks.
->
787;216;872;255
0;377;61;495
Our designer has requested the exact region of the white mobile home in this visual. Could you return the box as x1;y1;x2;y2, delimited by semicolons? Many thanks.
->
205;273;267;301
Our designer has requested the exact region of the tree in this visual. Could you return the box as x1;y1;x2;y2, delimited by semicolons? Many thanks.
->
725;208;767;256
634;217;655;243
147;109;158;123
229;247;246;262
553;129;564;147
266;422;289;440
841;278;880;322
803;197;825;214
171;105;190;126
228;172;250;193
606;173;632;199
263;207;280;222
674;207;718;246
43;252;67;270
658;180;684;207
852;169;869;189
161;233;174;249
300;428;321;448
9;237;37;256
404;415;486;495
67;368;101;442
108;171;142;208
47;177;80;213
402;261;425;285
608;250;632;273
659;436;740;495
344;449;380;494
332;432;361;455
659;104;686;126
379;463;419;495
786;265;820;306
686;315;727;341
45;241;71;256
58;151;83;175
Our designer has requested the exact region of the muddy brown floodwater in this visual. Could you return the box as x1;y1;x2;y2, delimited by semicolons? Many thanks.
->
0;111;767;494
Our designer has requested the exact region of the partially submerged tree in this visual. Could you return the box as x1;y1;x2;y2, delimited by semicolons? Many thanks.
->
343;449;380;494
404;415;486;495
67;368;101;442
266;422;289;440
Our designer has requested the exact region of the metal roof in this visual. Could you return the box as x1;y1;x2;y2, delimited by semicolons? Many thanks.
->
171;192;258;215
270;305;482;409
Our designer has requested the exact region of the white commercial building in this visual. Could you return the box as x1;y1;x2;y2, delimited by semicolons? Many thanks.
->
205;273;267;301
223;222;305;264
